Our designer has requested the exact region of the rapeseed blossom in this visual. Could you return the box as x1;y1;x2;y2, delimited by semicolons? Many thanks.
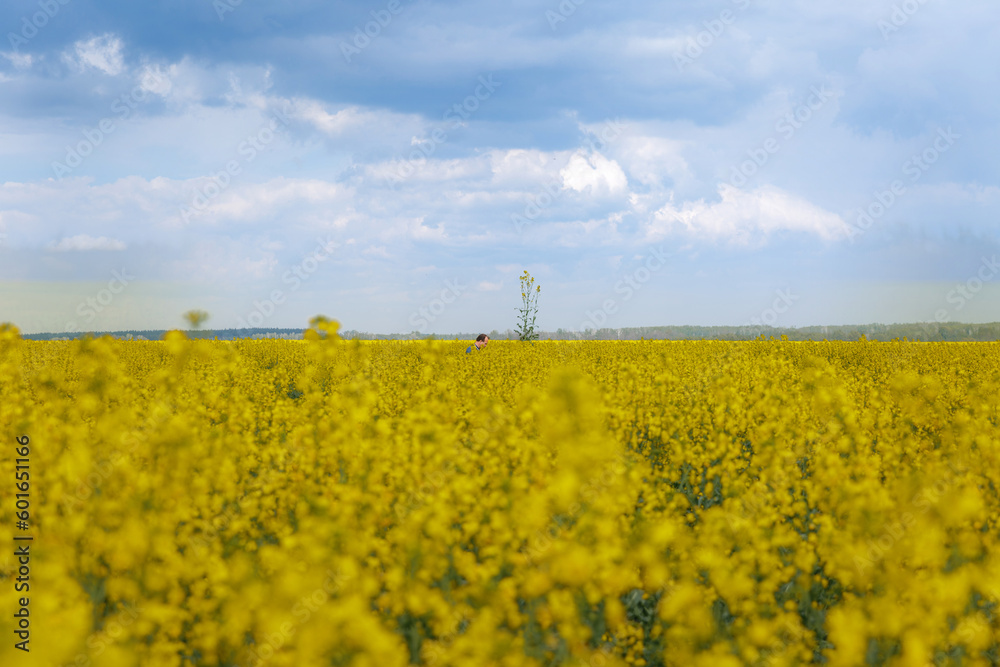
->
1;325;998;666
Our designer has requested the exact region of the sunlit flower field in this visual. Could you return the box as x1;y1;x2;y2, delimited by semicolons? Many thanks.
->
1;323;999;666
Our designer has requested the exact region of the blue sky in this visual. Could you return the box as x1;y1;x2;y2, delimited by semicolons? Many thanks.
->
1;0;998;334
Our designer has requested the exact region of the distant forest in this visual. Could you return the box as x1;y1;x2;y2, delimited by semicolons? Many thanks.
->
18;322;1000;342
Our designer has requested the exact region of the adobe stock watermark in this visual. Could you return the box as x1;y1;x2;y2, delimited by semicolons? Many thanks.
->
408;279;467;331
746;288;798;333
213;0;244;21
510;180;563;233
577;245;670;333
180;106;292;224
393;467;452;522
59;401;173;513
521;451;631;565
674;0;752;71
846;126;959;241
545;0;586;31
930;582;1000;667
878;0;932;40
383;74;501;190
186;468;282;556
7;0;71;50
723;467;793;529
511;117;627;233
729;84;835;188
236;236;337;329
241;568;353;667
853;457;967;575
52;68;169;179
339;0;414;62
931;255;1000;324
63;267;134;334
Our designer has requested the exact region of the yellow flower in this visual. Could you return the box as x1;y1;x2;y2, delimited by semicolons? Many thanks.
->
3;335;999;665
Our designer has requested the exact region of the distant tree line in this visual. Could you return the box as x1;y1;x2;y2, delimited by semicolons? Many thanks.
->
17;322;1000;343
21;328;306;341
542;322;1000;342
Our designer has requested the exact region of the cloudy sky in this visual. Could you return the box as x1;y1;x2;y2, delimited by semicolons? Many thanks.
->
1;0;998;334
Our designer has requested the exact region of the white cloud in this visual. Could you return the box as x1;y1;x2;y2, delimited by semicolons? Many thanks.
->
363;245;390;258
477;281;502;291
561;152;629;196
613;135;691;188
293;100;367;135
292;99;423;139
69;34;125;76
48;235;126;252
138;64;174;97
178;178;351;227
1;52;33;69
649;184;849;244
398;217;447;242
366;155;492;187
156;58;242;106
489;149;570;186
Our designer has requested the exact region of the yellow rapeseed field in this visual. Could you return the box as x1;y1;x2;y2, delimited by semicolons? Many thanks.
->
1;322;999;666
